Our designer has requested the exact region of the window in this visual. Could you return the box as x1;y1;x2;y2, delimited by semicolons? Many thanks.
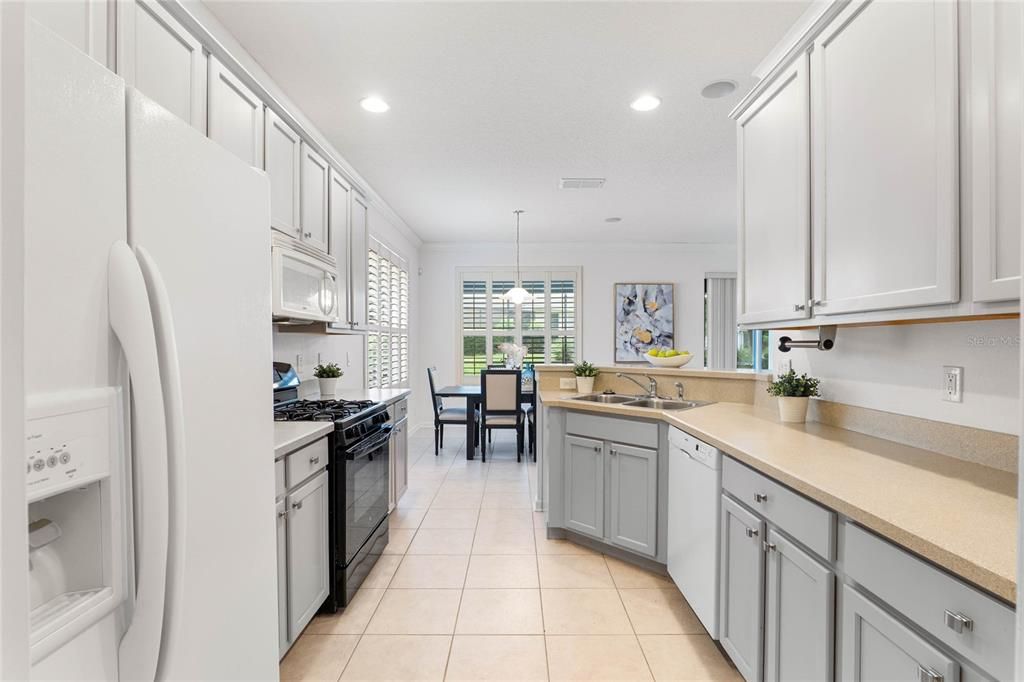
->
704;275;770;371
736;329;771;371
367;239;409;388
458;268;580;383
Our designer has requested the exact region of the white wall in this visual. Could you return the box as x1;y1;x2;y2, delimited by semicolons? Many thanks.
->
417;241;737;426
775;318;1020;435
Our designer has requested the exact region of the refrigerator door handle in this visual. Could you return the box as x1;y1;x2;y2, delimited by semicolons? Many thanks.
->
108;242;170;682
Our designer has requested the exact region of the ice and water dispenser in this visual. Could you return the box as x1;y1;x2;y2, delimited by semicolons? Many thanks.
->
25;388;125;662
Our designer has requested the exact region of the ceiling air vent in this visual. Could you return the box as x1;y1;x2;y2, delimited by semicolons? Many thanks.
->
559;177;606;190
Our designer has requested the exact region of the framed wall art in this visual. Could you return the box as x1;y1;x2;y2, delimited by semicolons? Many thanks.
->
614;283;674;362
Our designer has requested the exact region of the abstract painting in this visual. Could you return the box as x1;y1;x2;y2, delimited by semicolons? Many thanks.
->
614;283;674;362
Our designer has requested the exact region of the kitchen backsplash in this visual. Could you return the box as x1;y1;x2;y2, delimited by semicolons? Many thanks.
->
273;329;365;398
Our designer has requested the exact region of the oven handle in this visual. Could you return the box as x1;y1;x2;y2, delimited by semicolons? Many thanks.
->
347;425;393;460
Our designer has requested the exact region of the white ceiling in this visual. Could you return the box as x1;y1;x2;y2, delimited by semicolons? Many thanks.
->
205;1;810;244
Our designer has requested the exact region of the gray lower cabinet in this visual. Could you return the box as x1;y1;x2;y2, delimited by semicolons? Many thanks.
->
564;435;604;538
608;442;657;556
720;495;766;682
285;469;330;642
764;529;834;682
840;584;960;682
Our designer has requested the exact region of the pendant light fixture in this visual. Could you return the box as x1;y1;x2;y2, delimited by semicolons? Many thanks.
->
502;209;533;304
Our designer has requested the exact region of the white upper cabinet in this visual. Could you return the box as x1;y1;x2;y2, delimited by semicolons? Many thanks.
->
737;53;811;326
264;108;302;239
810;0;959;315
300;143;330;253
117;0;207;132
207;55;264;168
349;193;369;329
969;0;1022;303
27;0;111;67
329;168;352;316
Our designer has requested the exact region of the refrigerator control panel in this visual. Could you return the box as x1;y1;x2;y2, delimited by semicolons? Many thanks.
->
25;388;121;503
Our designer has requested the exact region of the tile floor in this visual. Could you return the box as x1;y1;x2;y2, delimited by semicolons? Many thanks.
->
281;426;742;682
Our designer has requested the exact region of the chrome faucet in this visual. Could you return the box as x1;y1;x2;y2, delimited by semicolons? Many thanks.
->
674;382;685;399
617;372;658;398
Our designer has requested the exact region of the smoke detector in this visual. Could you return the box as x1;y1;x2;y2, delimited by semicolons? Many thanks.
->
559;177;606;190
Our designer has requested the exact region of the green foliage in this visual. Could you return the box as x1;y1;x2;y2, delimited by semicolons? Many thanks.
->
313;362;343;379
766;369;820;397
573;361;599;378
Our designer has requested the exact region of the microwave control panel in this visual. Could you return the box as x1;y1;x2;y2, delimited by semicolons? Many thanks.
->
26;388;120;503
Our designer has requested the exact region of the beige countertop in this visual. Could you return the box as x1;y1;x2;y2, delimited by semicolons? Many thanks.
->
274;421;333;459
322;388;412;405
540;391;1018;603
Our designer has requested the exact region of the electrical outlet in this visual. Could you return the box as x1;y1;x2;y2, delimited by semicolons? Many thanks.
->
943;366;963;402
777;358;793;375
296;353;304;374
559;377;576;390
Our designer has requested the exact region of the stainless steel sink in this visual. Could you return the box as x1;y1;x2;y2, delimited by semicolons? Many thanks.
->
622;398;713;410
571;393;638;404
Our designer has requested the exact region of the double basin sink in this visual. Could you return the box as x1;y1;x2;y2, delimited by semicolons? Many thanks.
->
571;393;712;411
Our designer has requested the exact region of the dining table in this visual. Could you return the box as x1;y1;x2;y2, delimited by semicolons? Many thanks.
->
434;381;536;459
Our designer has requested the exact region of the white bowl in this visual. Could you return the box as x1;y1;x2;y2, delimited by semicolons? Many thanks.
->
645;353;694;368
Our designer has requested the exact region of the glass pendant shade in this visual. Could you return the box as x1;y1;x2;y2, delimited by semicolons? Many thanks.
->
504;209;533;304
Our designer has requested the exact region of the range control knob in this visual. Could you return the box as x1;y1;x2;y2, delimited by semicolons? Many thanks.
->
59;452;71;465
32;459;45;472
46;455;58;468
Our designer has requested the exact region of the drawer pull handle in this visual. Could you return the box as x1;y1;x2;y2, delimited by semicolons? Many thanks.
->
944;610;974;634
754;493;768;503
762;541;777;553
917;665;943;682
593;446;602;452
793;303;805;312
309;455;320;465
291;500;303;511
745;527;759;539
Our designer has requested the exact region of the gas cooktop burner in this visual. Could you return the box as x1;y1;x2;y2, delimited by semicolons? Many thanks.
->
273;399;377;423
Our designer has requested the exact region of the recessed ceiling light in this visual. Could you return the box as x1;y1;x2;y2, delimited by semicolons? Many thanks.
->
630;94;661;112
701;80;738;99
360;96;390;113
605;217;622;223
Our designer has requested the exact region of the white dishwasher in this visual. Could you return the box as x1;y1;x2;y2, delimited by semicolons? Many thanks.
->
667;426;722;639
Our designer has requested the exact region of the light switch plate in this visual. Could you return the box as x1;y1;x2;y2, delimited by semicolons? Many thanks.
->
559;377;576;390
943;366;963;402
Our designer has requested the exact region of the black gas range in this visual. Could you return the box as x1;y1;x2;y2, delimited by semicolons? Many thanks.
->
273;363;391;611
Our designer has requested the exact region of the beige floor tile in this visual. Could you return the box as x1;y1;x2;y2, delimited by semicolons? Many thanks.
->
407;528;476;555
390;554;470;589
638;635;742;681
280;634;360;681
485;479;531;493
618;589;704;635
535;529;599;556
306;588;385;635
538;555;614;588
545;635;653;681
445;635;548;681
390;507;428;529
541;589;633;635
397;489;437;509
533;511;546;528
455;589;544;634
464;555;540;589
383;529;416;555
476;508;534;529
429;491;484;509
340;635;451;681
420;507;480;529
480;492;534;509
365;588;462;635
361;555;402;589
605;556;675;589
472;526;536;555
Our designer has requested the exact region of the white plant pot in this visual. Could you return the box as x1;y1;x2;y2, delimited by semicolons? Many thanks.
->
777;396;809;423
576;377;595;394
318;377;339;398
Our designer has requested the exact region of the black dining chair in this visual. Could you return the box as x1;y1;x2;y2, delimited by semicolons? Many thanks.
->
480;368;524;462
427;366;478;456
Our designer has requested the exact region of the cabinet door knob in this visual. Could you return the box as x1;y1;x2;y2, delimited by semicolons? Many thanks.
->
745;527;759;539
593;446;602;452
304;232;312;238
609;449;617;456
754;493;768;503
277;509;289;519
793;303;806;311
762;541;777;553
917;666;943;682
291;500;303;510
944;610;974;634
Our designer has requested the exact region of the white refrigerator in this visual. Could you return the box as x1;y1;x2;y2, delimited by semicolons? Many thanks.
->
14;20;279;680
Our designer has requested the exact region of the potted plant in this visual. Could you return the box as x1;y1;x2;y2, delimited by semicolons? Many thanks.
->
313;362;343;398
766;369;820;423
573;361;599;394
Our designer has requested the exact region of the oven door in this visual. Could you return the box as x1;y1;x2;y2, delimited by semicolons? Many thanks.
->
344;426;391;565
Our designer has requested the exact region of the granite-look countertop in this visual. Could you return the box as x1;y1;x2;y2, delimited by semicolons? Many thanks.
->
540;391;1018;603
274;421;333;459
320;388;412;405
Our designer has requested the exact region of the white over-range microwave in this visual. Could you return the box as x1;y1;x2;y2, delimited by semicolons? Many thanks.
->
271;236;341;323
